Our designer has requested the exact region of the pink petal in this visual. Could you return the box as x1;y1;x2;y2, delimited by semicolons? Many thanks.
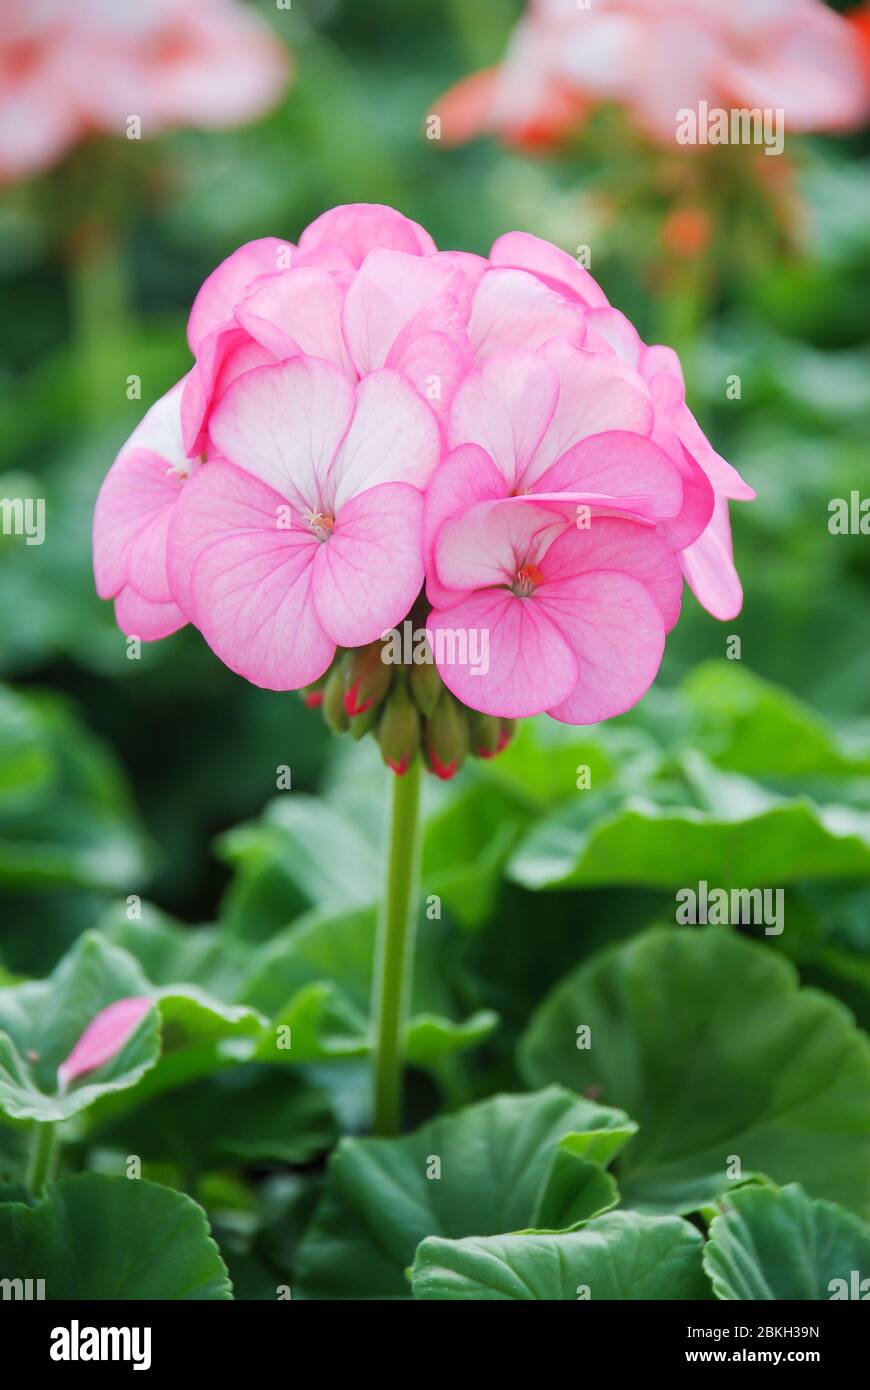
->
541;515;683;633
543;569;666;725
534;431;683;523
114;588;186;641
181;325;274;457
170;461;335;691
672;401;756;502
434;498;566;593
93;379;192;632
297;203;437;265
489;230;609;309
584;307;644;367
388;328;471;422
57;997;152;1089
430;251;489;314
94;447;183;604
328;369;441;512
312;483;424;648
187;237;290;352
654;444;715;553
448;352;559;491
423;444;507;608
527;339;655;486
679;496;744;621
209;357;356;516
234;268;354;376
468;267;587;358
427;590;579;719
341;249;460;376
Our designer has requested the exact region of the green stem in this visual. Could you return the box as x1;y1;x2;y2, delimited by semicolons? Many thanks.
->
27;1122;57;1198
371;758;423;1136
67;222;129;423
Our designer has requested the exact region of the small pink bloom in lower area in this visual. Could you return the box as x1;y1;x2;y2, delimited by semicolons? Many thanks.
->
57;997;152;1089
93;202;754;750
435;0;869;150
0;0;291;185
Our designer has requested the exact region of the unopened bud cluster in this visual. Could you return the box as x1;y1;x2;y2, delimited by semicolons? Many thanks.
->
300;639;514;780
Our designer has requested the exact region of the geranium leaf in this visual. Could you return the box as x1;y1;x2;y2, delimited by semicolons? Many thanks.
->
0;932;159;1122
411;1211;709;1300
295;1087;634;1299
0;1173;231;1298
520;928;870;1217
704;1182;870;1300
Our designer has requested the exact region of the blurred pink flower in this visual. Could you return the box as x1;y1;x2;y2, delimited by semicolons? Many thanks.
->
93;204;755;726
436;0;868;149
0;0;290;184
57;996;152;1089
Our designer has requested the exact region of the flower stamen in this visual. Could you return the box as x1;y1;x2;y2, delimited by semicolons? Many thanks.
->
512;561;544;597
304;509;335;542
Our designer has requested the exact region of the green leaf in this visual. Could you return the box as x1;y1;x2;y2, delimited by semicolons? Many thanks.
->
216;796;380;941
472;715;658;809
97;898;241;1000
510;757;870;890
683;662;870;779
0;932;159;1122
0;1173;232;1298
146;988;265;1093
412;1212;709;1300
532;1136;620;1231
405;1011;499;1068
704;1183;870;1300
519;928;870;1217
0;684;51;813
421;782;521;929
85;987;267;1127
92;1068;337;1168
242;905;497;1078
0;688;150;893
295;1087;635;1299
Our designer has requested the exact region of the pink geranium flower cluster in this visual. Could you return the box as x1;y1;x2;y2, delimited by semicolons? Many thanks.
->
93;203;754;756
437;0;868;149
0;0;289;184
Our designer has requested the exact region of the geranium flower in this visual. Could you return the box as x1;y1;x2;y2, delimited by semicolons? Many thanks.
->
436;0;868;150
427;502;681;723
93;204;754;757
0;0;290;184
167;357;440;690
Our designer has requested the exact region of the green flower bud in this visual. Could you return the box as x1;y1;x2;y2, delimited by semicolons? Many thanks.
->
498;718;517;753
322;661;350;734
349;700;381;741
377;675;421;775
424;691;469;781
408;657;443;717
343;641;393;718
468;709;501;759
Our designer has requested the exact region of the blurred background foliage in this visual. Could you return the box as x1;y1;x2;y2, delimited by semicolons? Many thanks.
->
0;0;868;1294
